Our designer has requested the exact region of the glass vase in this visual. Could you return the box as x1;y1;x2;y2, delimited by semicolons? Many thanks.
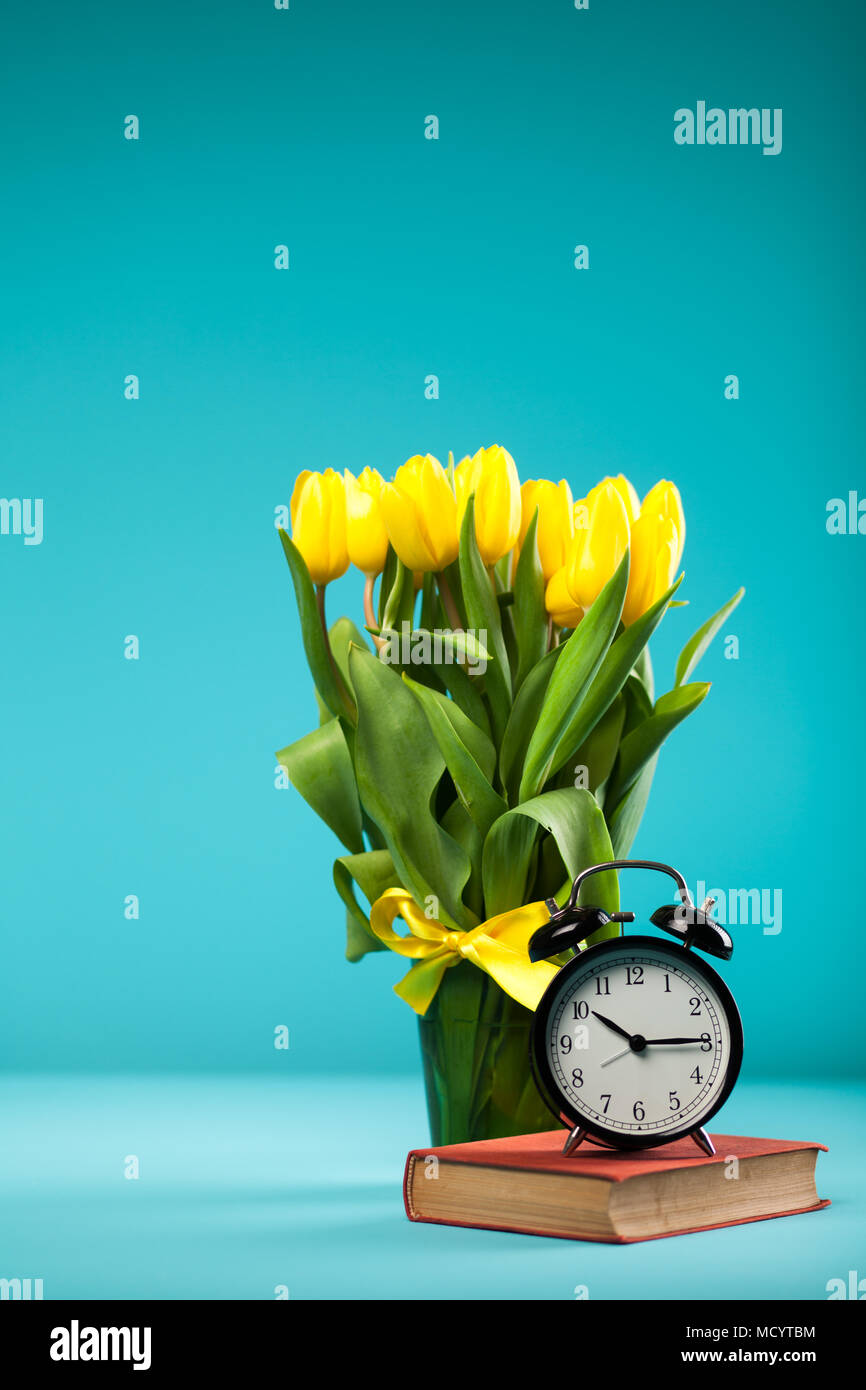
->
417;960;559;1146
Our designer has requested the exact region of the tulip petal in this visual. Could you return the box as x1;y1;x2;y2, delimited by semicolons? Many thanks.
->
566;481;630;609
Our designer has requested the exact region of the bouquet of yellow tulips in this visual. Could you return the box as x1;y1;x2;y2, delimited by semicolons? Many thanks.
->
276;446;743;1144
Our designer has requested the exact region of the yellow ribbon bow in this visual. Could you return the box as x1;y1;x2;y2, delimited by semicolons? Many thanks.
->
368;887;560;1016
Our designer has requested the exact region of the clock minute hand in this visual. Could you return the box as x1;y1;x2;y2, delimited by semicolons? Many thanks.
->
590;1010;634;1042
643;1036;705;1045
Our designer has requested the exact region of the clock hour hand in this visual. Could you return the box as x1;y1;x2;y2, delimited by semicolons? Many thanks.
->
591;1010;634;1042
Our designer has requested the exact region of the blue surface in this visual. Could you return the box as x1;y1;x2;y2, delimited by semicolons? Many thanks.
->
2;0;866;1080
0;1076;859;1299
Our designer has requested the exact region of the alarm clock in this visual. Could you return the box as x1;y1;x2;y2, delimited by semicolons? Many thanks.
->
528;859;743;1157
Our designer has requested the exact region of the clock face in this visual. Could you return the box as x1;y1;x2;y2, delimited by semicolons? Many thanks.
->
532;937;742;1146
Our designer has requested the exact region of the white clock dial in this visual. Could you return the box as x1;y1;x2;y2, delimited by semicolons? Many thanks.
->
544;942;733;1136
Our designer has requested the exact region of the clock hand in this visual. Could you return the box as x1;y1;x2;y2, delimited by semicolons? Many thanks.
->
642;1037;705;1045
601;1046;631;1067
590;1011;634;1042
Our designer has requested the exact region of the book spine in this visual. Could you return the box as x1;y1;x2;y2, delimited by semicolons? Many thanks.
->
403;1151;419;1222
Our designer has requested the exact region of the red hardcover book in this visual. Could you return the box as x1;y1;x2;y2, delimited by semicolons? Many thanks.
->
404;1131;829;1243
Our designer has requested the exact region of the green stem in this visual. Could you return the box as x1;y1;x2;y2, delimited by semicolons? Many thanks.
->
316;584;353;708
364;573;386;655
437;569;463;632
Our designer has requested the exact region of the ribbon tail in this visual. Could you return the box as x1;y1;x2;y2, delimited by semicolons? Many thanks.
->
394;952;455;1016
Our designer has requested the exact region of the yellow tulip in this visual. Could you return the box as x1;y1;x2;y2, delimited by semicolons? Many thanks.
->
574;475;639;532
454;445;521;565
620;480;685;626
380;454;459;572
640;479;685;567
290;470;312;526
290;468;349;585
622;512;680;626
588;473;641;523
573;495;590;531
343;467;390;576
565;480;631;609
517;479;575;582
545;565;584;629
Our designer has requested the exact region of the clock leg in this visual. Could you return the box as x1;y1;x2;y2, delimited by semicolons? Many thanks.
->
562;1124;588;1155
691;1126;716;1157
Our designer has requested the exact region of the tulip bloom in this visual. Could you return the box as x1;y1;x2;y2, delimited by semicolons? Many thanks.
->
573;474;640;532
291;468;349;585
380;454;459;572
343;467;390;576
518;478;575;582
640;479;685;567
455;445;522;565
545;565;584;629
565;480;631;610
621;482;684;626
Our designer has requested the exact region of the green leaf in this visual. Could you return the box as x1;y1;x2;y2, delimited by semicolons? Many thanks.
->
380;556;416;634
571;693;627;795
440;799;484;919
499;646;561;803
403;674;495;778
495;565;520;691
519;552;630;799
378;545;398;625
403;674;506;838
545;573;682;781
314;689;333;726
512;510;547;693
675;587;745;686
482;787;619;920
607;754;658;858
349;645;472;929
278;529;354;720
632;642;655;703
329;616;372;697
419;571;443;631
276;720;363;853
430;658;492;739
621;672;654;735
605;682;711;811
458;496;512;743
333;849;401;961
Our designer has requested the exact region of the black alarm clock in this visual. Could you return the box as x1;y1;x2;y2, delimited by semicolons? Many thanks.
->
528;859;743;1157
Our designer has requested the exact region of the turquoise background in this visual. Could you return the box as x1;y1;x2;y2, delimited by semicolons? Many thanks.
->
0;1076;855;1299
2;0;864;1095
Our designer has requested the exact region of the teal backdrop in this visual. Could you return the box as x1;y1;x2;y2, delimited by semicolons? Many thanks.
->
2;0;864;1084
